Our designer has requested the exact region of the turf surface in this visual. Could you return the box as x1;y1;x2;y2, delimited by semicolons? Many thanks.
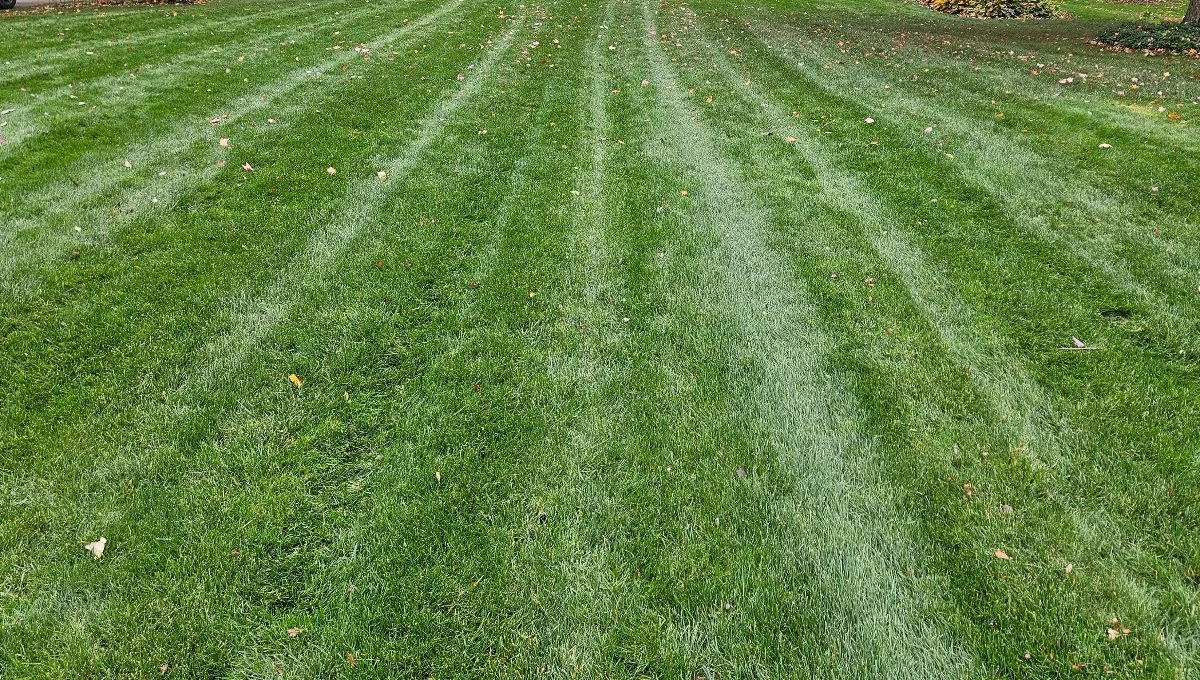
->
1;0;1198;676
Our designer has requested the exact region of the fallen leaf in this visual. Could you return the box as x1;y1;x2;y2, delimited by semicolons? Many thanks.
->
123;159;132;168
679;190;689;196
994;549;1011;560
1001;504;1013;515
864;117;875;124
435;470;442;483
85;536;107;559
159;664;169;674
1099;143;1112;149
219;138;231;148
242;163;254;172
216;161;226;168
785;135;797;143
288;373;303;388
287;627;303;638
327;167;337;175
1065;563;1074;574
1107;627;1120;640
377;170;387;179
1071;336;1086;348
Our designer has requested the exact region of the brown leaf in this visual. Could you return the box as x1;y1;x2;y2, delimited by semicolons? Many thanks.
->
287;627;303;638
994;549;1011;561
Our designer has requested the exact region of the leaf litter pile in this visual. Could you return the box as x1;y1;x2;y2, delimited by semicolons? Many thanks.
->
0;0;1197;675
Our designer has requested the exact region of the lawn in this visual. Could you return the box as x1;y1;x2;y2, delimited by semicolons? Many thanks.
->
0;0;1197;675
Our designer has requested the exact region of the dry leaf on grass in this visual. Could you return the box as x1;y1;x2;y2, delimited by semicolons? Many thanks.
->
288;374;303;388
85;536;107;559
994;549;1011;560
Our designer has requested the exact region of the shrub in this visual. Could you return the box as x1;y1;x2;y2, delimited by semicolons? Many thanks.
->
926;0;1057;19
1093;21;1200;53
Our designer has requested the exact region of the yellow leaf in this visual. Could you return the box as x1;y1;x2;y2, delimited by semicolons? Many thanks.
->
289;374;303;388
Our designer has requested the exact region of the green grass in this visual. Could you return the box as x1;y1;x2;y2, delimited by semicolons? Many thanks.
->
0;0;1197;675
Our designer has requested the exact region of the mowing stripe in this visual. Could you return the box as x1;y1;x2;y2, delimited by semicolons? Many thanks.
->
666;7;1197;670
209;10;607;672
0;0;423;162
0;0;333;89
189;18;520;391
508;0;628;669
748;21;1200;211
683;14;1181;664
0;0;469;295
0;3;516;508
0;12;530;670
636;1;971;676
743;22;1200;307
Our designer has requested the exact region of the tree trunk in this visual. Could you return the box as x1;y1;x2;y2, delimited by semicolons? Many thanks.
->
1187;0;1200;24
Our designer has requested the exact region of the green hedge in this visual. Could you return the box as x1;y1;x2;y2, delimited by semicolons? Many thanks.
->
1094;21;1200;53
927;0;1057;18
